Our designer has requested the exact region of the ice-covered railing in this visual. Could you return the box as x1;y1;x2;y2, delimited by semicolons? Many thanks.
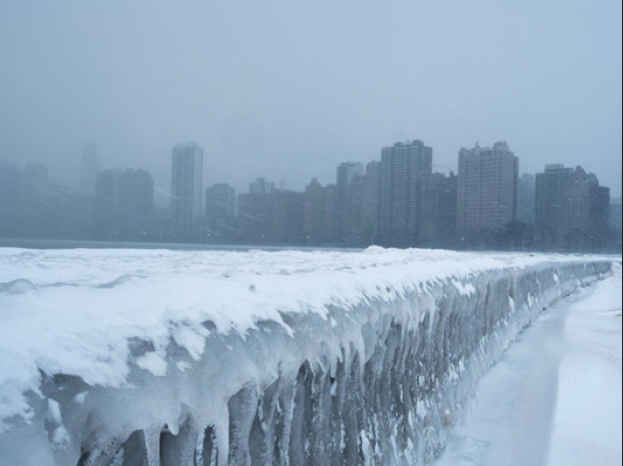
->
0;247;613;465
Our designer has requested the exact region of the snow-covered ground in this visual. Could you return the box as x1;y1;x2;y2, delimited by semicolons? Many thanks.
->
0;246;599;431
432;263;622;466
0;247;616;465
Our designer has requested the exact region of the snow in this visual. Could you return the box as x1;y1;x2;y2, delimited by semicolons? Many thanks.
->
0;248;573;424
0;247;616;465
432;263;622;466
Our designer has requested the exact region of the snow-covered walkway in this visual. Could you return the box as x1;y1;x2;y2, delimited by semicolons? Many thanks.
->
432;263;622;466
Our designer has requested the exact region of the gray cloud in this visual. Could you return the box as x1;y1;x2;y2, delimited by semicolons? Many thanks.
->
1;0;621;199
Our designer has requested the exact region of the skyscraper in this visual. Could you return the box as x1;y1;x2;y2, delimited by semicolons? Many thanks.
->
304;178;336;245
378;140;432;246
238;177;305;245
205;183;236;240
271;190;305;245
95;169;154;239
610;198;622;233
517;173;536;225
535;164;573;246
335;162;364;245
457;141;518;232
171;142;203;240
419;172;458;247
536;164;609;250
23;163;51;237
250;177;275;195
238;178;276;244
362;161;381;244
80;141;99;195
0;166;23;238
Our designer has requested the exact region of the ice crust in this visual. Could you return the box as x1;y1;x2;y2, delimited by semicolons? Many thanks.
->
0;247;614;465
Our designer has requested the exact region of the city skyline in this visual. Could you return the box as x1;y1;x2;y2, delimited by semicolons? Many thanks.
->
0;135;620;204
1;136;618;253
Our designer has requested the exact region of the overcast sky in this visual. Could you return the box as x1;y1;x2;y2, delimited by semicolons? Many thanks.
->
1;0;621;201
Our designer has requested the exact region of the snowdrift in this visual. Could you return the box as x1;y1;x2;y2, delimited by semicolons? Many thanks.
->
0;247;613;465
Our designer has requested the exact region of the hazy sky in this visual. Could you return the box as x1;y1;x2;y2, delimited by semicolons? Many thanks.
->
1;0;621;201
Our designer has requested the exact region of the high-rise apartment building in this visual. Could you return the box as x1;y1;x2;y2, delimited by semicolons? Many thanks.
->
271;190;305;245
535;164;573;241
0;166;23;237
610;198;622;232
205;183;236;240
238;177;276;244
304;178;336;245
362;161;381;244
95;169;154;238
22;163;51;237
378;140;432;246
335;162;364;245
419;172;458;247
457;141;518;232
239;177;304;245
517;173;535;225
250;177;275;195
80;142;99;195
171;142;203;240
535;164;609;250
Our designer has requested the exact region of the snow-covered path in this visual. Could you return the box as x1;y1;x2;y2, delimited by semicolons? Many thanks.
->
432;263;622;466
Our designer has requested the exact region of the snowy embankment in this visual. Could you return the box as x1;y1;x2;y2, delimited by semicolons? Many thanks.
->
432;263;622;466
0;247;614;466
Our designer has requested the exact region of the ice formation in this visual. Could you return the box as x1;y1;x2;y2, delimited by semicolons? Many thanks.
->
0;247;614;465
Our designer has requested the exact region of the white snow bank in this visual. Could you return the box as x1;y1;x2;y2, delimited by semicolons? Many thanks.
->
0;247;615;465
432;263;622;466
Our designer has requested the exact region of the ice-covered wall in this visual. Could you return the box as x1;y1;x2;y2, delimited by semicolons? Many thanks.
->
0;248;613;465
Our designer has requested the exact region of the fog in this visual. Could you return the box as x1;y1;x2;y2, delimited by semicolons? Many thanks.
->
1;0;621;199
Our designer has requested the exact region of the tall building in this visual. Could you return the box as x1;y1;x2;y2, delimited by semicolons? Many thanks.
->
238;177;304;245
517;173;536;225
205;183;236;240
362;161;381;244
335;162;364;245
250;177;275;195
457;141;519;232
171;143;203;240
80;141;99;195
0;163;96;240
22;163;52;237
561;168;608;233
419;172;458;247
608;197;622;252
0;166;24;237
304;178;336;245
378;140;432;246
95;169;154;238
535;164;609;250
610;198;622;232
535;164;573;244
238;178;276;244
271;190;305;245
